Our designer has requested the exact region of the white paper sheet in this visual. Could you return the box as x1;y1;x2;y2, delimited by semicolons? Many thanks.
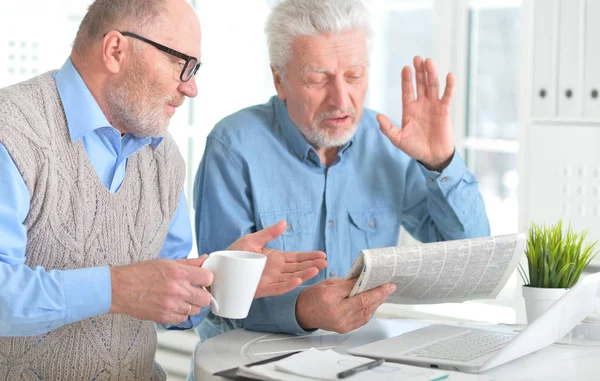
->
238;348;455;381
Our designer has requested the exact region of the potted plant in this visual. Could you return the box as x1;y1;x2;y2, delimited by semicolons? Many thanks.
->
518;220;599;323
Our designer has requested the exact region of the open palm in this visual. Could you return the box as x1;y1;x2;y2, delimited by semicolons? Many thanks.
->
227;221;327;298
378;56;455;171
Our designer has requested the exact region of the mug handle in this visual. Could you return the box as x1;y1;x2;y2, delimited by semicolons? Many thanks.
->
200;255;220;312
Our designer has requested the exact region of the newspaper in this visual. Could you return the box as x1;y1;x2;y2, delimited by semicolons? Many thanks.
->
346;234;526;303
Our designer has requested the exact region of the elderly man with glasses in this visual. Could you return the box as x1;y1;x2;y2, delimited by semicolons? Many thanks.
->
0;0;327;379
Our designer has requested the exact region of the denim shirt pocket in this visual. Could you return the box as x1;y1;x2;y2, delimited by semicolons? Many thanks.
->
259;210;314;251
348;209;401;253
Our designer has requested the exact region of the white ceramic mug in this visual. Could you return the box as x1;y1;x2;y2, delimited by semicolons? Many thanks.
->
201;250;267;319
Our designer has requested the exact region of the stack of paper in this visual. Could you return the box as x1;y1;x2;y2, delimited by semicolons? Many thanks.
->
237;348;450;381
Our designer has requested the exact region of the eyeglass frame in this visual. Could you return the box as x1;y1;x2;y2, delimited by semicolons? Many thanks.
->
109;31;201;82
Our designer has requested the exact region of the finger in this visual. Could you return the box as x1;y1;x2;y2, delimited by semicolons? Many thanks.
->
401;66;415;105
255;278;303;298
282;258;328;274
334;277;362;295
174;254;208;267
182;282;213;308
346;282;396;309
186;266;214;287
441;72;455;106
413;56;426;99
190;286;213;308
285;266;321;282
244;220;287;248
175;303;193;315
274;250;327;264
344;303;381;332
166;313;190;325
189;304;202;316
377;113;404;147
424;58;440;98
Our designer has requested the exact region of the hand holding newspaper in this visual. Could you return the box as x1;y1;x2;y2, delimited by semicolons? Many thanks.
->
346;234;526;303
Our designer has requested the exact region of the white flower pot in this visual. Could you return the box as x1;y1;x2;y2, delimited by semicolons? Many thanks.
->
522;285;569;323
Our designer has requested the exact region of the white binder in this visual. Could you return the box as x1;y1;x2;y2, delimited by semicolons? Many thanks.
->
557;0;584;118
532;0;559;118
584;0;600;119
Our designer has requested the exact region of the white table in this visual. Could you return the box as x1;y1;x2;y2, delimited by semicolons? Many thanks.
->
194;318;600;381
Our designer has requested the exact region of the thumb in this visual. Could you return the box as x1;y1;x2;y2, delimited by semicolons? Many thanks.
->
377;113;404;147
174;254;208;267
246;220;286;247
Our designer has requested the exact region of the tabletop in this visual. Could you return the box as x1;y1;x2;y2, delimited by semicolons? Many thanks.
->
193;318;600;381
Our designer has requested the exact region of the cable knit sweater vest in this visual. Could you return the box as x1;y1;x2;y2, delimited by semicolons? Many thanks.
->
0;72;185;381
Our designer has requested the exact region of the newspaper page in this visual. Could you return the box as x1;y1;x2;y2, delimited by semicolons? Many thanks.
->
346;233;526;304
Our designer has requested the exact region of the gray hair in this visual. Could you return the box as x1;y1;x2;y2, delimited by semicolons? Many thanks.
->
265;0;372;75
73;0;166;55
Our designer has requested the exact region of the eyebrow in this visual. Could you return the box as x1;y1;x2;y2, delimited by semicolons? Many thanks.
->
301;59;368;75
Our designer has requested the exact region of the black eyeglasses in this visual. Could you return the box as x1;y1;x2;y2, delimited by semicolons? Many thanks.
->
118;31;200;82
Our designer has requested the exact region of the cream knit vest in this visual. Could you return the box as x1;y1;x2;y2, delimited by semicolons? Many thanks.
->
0;72;185;381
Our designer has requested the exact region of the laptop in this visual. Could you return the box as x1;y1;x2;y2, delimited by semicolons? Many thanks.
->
349;272;600;373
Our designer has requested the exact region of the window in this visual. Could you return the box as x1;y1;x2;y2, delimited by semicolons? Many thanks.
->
365;0;436;123
464;0;521;236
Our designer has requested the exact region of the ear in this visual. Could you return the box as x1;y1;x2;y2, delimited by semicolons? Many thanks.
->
101;31;130;75
271;65;287;101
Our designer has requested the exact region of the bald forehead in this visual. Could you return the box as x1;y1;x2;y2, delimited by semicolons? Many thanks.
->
153;0;201;57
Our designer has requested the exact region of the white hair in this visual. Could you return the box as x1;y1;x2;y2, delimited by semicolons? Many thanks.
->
265;0;372;75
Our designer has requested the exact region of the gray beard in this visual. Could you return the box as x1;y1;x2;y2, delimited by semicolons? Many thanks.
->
297;120;360;148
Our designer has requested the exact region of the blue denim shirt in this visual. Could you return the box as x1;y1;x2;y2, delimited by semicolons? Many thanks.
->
193;96;490;340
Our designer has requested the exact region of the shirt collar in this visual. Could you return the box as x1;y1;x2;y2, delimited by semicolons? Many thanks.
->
53;58;163;149
273;96;355;163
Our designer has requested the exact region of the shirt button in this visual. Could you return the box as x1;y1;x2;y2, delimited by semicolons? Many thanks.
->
440;177;449;182
369;220;376;228
329;271;336;277
286;224;292;231
427;177;435;183
327;220;334;227
299;154;304;160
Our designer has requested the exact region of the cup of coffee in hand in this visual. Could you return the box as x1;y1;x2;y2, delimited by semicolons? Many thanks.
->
201;250;267;319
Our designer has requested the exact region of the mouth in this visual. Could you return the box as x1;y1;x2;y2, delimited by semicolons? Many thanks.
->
323;115;351;127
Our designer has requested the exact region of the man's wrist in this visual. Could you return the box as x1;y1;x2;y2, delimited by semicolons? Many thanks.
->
108;266;124;315
295;288;314;330
419;149;455;172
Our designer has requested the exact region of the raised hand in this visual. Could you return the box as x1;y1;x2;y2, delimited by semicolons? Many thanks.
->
226;220;327;298
378;56;455;171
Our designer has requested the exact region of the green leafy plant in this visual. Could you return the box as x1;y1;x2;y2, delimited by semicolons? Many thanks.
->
518;220;599;288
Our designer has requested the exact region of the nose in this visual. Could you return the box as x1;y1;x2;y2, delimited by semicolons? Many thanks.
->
328;76;350;110
178;75;198;98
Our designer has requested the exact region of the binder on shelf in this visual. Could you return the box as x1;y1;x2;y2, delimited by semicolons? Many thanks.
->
532;0;559;118
557;0;584;118
583;0;600;119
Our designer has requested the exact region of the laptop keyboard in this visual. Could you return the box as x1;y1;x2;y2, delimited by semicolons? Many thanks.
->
405;330;515;362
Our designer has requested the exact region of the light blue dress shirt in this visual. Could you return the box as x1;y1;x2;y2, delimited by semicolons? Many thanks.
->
193;96;490;339
0;59;204;336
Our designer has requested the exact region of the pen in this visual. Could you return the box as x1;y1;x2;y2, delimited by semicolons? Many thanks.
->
337;358;385;379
